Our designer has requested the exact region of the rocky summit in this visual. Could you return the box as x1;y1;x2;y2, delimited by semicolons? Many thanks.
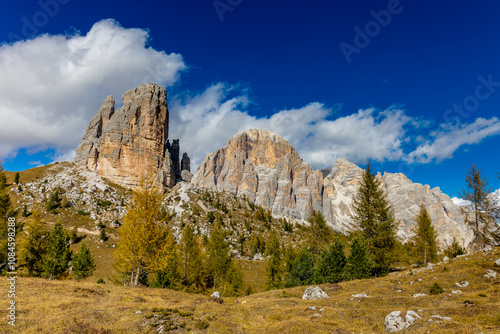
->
192;128;473;248
74;83;190;190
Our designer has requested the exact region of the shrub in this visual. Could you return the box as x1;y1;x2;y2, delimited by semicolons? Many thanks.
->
429;282;444;295
97;278;105;284
77;210;90;216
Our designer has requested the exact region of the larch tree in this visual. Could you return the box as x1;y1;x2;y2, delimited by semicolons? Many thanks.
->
460;164;500;248
351;163;397;276
414;205;438;264
113;174;171;286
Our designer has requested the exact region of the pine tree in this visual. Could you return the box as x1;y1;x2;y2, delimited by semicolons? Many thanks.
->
306;209;334;254
285;246;315;287
113;174;170;286
18;211;47;276
346;237;372;280
179;224;203;289
207;222;231;292
315;237;347;283
42;222;71;279
265;229;283;289
414;205;438;264
460;164;500;247
14;172;20;184
351;163;396;276
72;242;96;279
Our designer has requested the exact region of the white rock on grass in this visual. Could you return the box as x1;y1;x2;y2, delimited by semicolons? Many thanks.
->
384;310;421;333
452;290;462;294
413;293;427;298
483;246;493;252
211;291;221;299
302;286;329;300
455;281;469;288
483;269;498;279
351;293;370;298
495;258;500;267
443;256;449;263
429;315;452;324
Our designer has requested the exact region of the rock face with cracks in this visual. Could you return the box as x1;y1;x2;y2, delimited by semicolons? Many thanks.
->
74;83;189;190
192;128;473;248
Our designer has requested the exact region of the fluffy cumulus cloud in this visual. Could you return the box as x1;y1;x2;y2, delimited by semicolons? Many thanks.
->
407;117;500;163
0;19;186;159
169;84;413;169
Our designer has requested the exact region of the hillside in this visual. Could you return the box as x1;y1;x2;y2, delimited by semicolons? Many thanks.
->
7;162;309;284
2;247;499;333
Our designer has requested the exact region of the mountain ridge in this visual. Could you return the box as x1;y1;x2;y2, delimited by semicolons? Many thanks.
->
192;128;474;248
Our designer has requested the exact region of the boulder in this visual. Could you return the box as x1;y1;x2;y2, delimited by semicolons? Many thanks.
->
351;293;369;298
302;286;329;300
443;256;449;263
455;281;469;288
495;258;500;267
484;269;498;279
384;310;421;333
181;170;193;182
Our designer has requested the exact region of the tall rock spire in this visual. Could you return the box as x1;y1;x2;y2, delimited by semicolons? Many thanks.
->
74;83;176;189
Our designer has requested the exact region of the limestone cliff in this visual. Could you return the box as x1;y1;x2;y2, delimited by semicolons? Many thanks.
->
74;83;188;190
192;128;473;248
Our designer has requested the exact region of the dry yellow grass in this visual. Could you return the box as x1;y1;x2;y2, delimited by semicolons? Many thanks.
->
1;247;499;333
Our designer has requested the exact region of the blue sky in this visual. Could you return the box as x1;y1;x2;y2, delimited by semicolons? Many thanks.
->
0;0;499;197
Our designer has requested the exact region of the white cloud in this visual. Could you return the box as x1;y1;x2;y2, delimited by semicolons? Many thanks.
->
407;117;500;163
0;19;186;159
170;84;413;170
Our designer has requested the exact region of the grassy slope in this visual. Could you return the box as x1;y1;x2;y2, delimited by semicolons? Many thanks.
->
2;248;499;333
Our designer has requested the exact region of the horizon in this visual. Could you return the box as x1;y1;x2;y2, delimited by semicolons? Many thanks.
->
1;1;500;198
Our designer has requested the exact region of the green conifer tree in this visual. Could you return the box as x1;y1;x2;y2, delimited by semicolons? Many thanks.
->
265;229;283;289
351;163;396;276
460;164;500;247
179;224;203;289
18;211;47;276
315;237;347;283
72;242;96;279
42;222;71;279
414;205;438;264
14;172;20;184
306;209;334;255
207;222;231;292
346;237;372;280
285;247;315;287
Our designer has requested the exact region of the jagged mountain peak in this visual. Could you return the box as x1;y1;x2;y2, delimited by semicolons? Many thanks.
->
193;129;473;248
